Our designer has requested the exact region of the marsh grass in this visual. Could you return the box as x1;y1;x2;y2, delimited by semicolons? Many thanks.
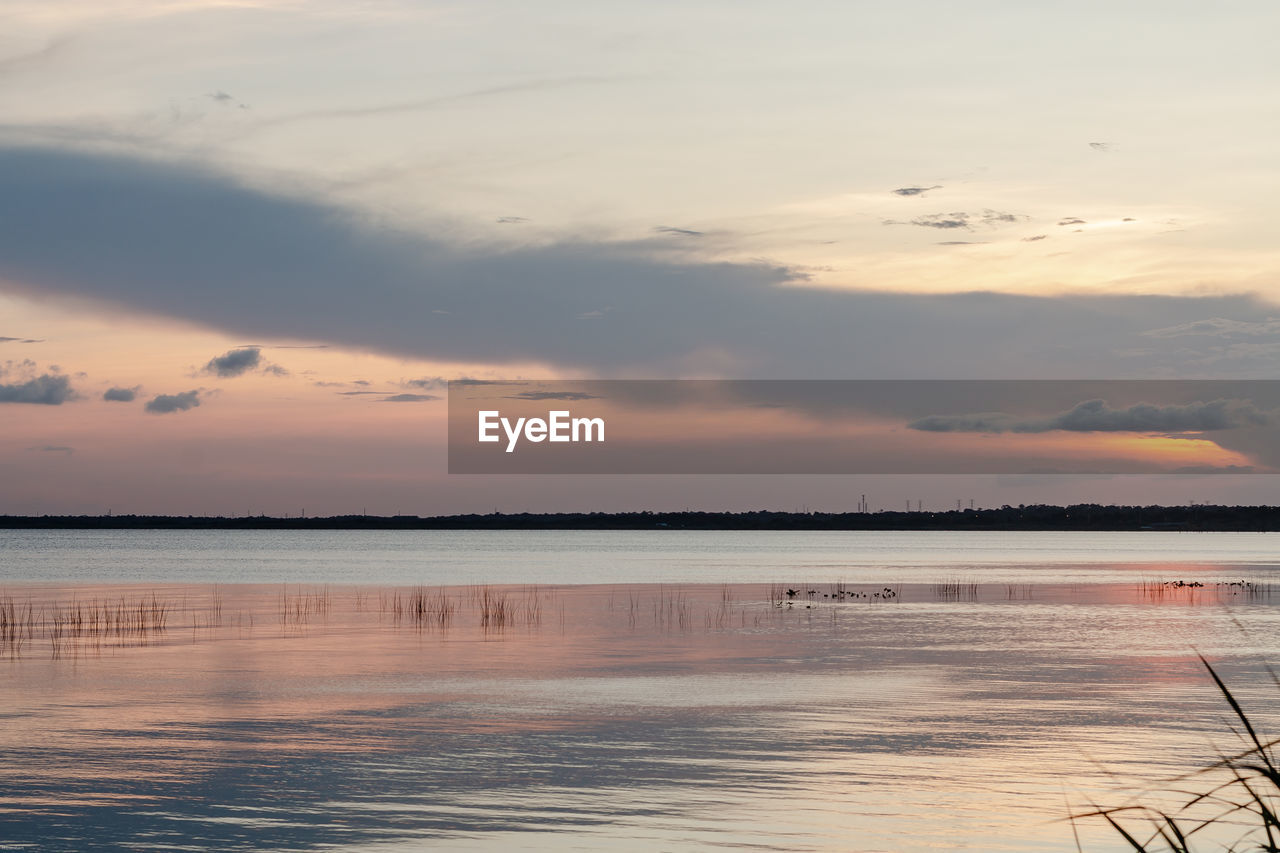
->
1;592;172;658
933;579;979;602
1074;655;1280;851
277;585;332;626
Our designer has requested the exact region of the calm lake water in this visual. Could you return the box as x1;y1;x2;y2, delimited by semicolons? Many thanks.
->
3;530;1280;851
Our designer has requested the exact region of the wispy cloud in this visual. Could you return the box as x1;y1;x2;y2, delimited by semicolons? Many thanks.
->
910;399;1268;434
504;391;601;401
27;444;73;454
891;185;941;197
380;393;438;402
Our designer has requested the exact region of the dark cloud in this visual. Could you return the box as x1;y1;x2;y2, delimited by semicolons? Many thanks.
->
145;390;201;413
1058;217;1086;226
496;216;528;224
203;347;262;377
352;380;372;386
3;146;1280;379
0;336;42;343
1022;235;1048;242
404;377;447;390
891;186;941;197
103;386;138;402
0;373;75;404
28;444;72;454
909;398;1268;434
654;226;703;237
380;393;439;402
338;390;384;396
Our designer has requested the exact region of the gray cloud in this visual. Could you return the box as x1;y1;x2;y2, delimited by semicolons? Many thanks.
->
891;186;941;197
1089;142;1113;152
0;336;42;343
203;347;263;377
380;393;439;402
906;213;970;230
28;444;73;454
1058;217;1086;226
103;386;139;402
3;146;1280;380
496;216;528;224
654;226;703;237
145;389;201;413
338;390;384;396
1143;318;1280;339
504;391;601;401
909;398;1268;434
0;373;75;404
1023;235;1048;242
888;209;1024;231
404;377;447;390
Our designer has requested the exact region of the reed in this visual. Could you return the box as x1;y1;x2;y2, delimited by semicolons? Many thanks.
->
1073;656;1280;851
932;579;979;602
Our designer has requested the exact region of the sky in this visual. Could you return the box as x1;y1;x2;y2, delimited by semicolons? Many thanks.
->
2;0;1279;515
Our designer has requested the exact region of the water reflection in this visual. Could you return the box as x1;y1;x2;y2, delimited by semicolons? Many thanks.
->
2;580;1280;850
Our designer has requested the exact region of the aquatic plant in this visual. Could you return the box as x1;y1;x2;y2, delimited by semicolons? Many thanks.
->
1074;656;1280;851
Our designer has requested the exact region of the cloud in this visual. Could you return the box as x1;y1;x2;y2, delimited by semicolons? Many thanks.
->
0;336;42;343
504;391;601;401
380;393;439;402
1023;235;1048;242
338;390;384;396
1142;318;1280;339
654;226;703;237
887;210;1024;231
891;186;941;197
203;347;263;377
905;213;971;230
28;444;73;454
496;216;528;224
1089;142;1113;152
103;386;139;402
145;390;201;413
0;372;76;404
1058;217;1086;226
403;377;447;390
909;399;1268;434
4;145;1280;380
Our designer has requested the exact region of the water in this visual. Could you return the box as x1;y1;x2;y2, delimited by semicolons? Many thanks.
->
3;530;1280;851
3;528;1279;585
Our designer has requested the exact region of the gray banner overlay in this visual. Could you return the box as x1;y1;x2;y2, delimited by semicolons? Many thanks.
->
448;380;1280;474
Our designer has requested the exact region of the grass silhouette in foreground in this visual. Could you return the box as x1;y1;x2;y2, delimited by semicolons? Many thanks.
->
1075;655;1280;851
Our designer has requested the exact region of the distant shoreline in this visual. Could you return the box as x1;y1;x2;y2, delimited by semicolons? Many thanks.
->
2;505;1279;531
